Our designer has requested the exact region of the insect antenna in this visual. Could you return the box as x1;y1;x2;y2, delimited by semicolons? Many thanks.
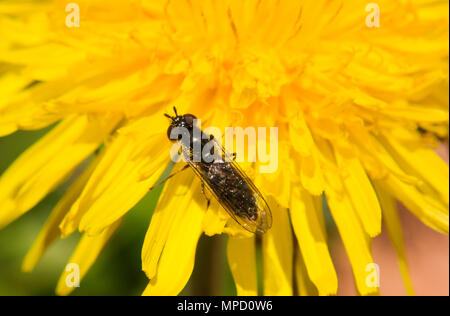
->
173;106;178;117
164;113;173;119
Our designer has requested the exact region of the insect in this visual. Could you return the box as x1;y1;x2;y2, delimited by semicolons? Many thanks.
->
162;107;272;235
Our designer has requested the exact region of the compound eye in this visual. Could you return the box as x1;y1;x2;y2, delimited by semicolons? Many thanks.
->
183;114;197;126
167;125;175;141
167;125;184;141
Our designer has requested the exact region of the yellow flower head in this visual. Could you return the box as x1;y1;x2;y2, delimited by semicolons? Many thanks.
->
0;0;448;296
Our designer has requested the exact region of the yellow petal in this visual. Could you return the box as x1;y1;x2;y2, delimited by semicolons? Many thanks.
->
0;98;62;137
142;179;205;296
262;197;293;296
379;130;449;206
296;152;325;195
326;189;379;296
381;174;448;234
290;186;337;295
141;171;196;279
227;236;258;296
351;130;422;186
379;103;448;123
0;114;119;228
254;142;291;208
289;111;315;157
77;133;169;235
373;182;415;296
0;72;32;108
295;249;319;296
202;201;228;237
22;153;102;272
55;220;122;296
335;148;382;237
316;138;379;296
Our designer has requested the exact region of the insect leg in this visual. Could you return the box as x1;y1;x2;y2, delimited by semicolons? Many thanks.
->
201;182;211;210
149;164;190;191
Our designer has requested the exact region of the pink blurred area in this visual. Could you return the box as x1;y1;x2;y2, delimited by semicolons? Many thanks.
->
331;143;449;296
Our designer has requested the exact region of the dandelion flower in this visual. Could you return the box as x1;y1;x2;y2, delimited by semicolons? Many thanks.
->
0;0;448;296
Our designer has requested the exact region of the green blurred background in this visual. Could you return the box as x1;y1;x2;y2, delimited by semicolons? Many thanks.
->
0;127;237;296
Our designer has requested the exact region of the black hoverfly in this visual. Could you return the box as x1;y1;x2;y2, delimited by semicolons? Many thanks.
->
160;107;272;235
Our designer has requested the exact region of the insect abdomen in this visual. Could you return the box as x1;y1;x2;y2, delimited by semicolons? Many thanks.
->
203;162;258;221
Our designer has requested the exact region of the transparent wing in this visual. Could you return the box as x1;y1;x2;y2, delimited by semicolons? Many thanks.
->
182;138;272;235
